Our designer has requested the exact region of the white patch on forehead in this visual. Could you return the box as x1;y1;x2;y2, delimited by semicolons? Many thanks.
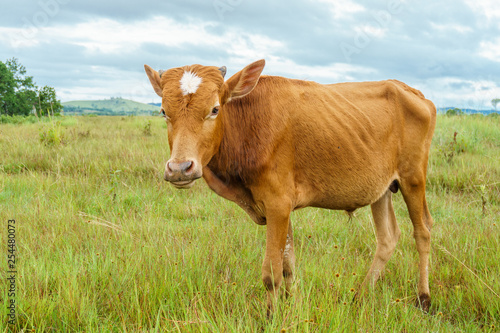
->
179;71;202;96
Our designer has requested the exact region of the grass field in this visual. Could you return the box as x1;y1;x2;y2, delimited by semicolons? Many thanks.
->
0;114;499;332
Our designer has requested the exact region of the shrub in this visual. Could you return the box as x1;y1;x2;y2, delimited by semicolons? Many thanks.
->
446;108;463;116
39;119;65;146
142;120;152;136
438;131;467;163
0;114;39;124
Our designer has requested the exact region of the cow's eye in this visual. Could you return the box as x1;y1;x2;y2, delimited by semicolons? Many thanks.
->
161;108;170;121
205;106;219;120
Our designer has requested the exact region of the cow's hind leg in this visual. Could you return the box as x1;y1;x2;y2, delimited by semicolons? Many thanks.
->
400;174;433;312
282;218;295;297
360;189;401;293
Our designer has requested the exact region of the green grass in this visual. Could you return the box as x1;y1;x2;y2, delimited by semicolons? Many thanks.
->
0;114;499;332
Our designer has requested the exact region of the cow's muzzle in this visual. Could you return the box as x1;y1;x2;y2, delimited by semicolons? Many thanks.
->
164;159;201;189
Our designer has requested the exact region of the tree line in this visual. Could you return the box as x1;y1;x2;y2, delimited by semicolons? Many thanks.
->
0;58;62;116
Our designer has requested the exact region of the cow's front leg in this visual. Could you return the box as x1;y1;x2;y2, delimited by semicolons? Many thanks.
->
262;204;291;317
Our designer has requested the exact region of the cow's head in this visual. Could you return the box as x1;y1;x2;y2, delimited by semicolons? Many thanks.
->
144;59;265;189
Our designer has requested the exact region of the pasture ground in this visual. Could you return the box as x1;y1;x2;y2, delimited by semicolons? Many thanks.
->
0;114;499;332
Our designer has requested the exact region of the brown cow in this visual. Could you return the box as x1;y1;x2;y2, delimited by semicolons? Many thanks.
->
144;59;436;315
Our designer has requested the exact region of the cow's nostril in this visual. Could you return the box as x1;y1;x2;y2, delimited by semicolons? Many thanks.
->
166;161;173;173
179;161;194;175
185;161;194;173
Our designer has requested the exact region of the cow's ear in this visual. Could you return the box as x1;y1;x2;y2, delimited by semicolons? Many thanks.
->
144;64;163;97
220;59;265;104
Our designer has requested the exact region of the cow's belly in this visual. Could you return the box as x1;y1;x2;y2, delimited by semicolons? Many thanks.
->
293;157;397;211
307;179;393;210
291;113;399;211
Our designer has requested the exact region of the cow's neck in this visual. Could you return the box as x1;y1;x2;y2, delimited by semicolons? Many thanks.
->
210;79;279;184
203;79;280;224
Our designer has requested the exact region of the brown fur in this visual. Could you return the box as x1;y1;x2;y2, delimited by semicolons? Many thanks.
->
144;59;437;314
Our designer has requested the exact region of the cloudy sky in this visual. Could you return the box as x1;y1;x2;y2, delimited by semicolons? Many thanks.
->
1;0;499;109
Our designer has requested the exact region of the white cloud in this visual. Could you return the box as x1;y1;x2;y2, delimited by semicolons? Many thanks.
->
0;27;43;48
57;67;155;103
266;57;376;82
354;25;388;39
464;0;500;21
430;23;473;34
421;77;500;109
4;17;218;54
479;39;500;63
314;0;365;19
2;15;285;61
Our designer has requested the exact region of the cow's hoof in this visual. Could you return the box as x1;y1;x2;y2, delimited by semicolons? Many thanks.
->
416;293;431;312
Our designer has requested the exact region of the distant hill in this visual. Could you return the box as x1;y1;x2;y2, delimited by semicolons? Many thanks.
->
438;107;499;116
63;97;161;116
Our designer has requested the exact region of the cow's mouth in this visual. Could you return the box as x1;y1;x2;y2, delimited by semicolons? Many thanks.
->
170;179;196;189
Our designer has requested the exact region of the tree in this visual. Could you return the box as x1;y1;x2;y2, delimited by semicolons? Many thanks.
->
6;58;36;91
38;86;63;115
446;108;463;116
0;58;62;116
6;58;38;116
0;61;16;115
492;98;500;111
0;58;37;116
